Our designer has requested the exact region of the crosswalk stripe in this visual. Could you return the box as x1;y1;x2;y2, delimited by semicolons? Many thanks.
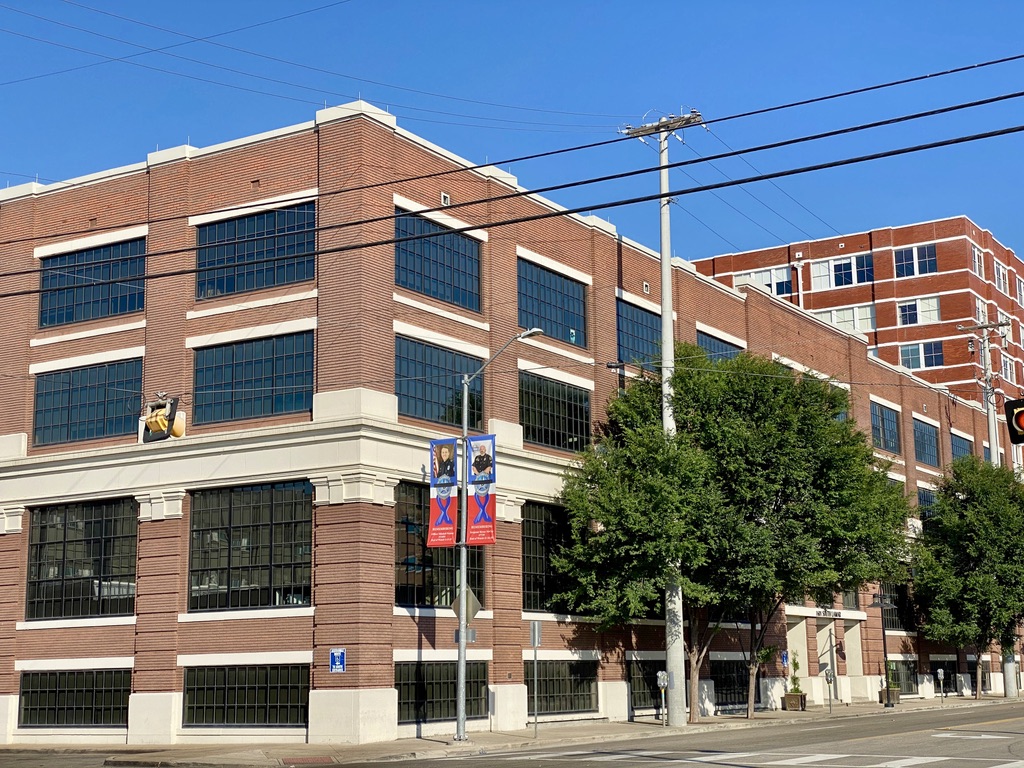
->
688;754;758;763
764;755;851;765
589;752;674;761
866;759;946;768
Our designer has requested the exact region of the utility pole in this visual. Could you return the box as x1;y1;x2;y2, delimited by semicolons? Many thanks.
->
957;320;1010;468
624;110;703;726
957;318;1017;699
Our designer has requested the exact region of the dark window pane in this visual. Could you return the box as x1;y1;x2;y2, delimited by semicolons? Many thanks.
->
524;660;598;715
394;482;483;607
616;299;659;371
517;258;587;348
193;332;313;425
871;401;901;454
33;359;142;446
519;372;590;451
183;665;309;726
395;209;480;311
395;336;483;428
189;481;312;612
196;203;315;300
19;670;130;727
951;433;973;460
522;502;570;612
396;661;487;724
913;419;940;467
696;331;742;361
39;239;146;328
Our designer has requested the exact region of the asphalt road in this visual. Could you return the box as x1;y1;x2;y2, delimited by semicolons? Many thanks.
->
404;702;1024;768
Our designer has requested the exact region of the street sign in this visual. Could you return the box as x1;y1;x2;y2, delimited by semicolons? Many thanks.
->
452;587;481;624
330;648;346;673
531;620;542;648
455;629;477;643
781;650;789;668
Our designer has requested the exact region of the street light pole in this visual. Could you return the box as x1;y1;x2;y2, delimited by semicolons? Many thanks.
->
455;327;543;742
871;591;896;708
624;110;703;725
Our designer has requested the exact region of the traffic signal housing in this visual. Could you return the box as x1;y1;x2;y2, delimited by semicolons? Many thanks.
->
1004;398;1024;445
143;397;186;443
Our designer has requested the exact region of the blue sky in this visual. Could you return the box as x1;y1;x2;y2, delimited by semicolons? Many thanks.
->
2;1;1024;261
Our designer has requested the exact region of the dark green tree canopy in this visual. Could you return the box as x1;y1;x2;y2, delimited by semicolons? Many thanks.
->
556;344;910;628
913;455;1024;653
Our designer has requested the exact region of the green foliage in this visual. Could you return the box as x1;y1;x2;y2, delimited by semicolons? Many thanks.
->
789;652;803;694
885;661;899;690
912;455;1024;656
555;343;911;631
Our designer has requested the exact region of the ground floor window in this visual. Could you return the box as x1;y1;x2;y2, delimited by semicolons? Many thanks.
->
710;659;760;707
183;665;309;727
929;660;957;696
966;659;992;693
524;660;598;715
888;659;919;694
19;669;131;727
396;661;488;724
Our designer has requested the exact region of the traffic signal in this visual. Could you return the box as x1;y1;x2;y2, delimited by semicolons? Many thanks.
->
143;397;186;443
1004;398;1024;445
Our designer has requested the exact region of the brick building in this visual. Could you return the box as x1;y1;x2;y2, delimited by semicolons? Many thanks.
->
693;221;1024;421
0;101;1010;746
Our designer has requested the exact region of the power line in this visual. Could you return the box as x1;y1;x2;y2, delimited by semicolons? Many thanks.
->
2;120;1023;301
4;84;1024;265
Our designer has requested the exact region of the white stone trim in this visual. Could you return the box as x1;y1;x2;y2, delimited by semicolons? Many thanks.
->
16;616;136;631
29;346;145;375
785;605;867;621
30;320;146;348
519;336;595;365
520;649;601;661
177;651;312;667
626;651;667;660
772;354;848;388
869;394;903;412
16;657;134;670
185;317;317;349
517;358;595;391
521;611;599;624
912;412;940;428
177;607;314;623
33;225;149;259
695;321;747;350
951;427;975;441
392;606;494;620
392;320;488;360
515;245;592;286
186;290;318;320
392;292;489;331
187;189;318;227
394;649;492;662
393;193;488;242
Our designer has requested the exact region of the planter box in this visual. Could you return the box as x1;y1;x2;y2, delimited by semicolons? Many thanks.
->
879;688;901;705
783;692;807;711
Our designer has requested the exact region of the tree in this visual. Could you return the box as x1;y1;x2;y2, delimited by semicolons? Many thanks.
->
912;455;1024;699
555;344;909;721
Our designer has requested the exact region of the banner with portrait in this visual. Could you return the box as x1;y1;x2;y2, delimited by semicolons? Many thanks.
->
427;438;457;547
466;434;496;545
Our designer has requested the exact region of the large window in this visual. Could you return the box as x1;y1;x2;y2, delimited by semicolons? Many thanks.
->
815;305;876;333
897;296;940;326
525;660;598;715
894;244;937;277
810;254;874;290
39;238;145;328
742;266;791;295
19;670;131;727
900;341;944;370
696;330;743;361
33;358;142;446
518;258;587;348
616;299;659;370
972;245;985;279
913;419;940;467
193;331;313;425
951;433;973;460
522;501;570;612
189;481;312;612
395;209;480;311
183;665;309;726
995;261;1009;294
395;482;483;607
26;498;137;620
519;372;591;451
396;661;488;724
871;401;901;454
196;202;315;300
395;336;483;429
711;660;761;708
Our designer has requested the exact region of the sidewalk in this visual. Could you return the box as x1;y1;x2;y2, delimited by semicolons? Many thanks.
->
0;695;1012;768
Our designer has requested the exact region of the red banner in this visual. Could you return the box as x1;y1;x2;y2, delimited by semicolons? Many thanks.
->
466;483;496;545
427;486;457;547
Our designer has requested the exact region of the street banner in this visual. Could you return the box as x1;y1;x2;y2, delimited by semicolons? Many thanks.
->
466;435;496;545
427;438;458;547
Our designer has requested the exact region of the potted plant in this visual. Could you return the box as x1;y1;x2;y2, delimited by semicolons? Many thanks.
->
783;653;807;711
879;660;901;704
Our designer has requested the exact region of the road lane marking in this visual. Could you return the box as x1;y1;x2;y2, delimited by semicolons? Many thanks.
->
765;755;851;765
933;733;1012;739
864;759;946;768
687;753;758;763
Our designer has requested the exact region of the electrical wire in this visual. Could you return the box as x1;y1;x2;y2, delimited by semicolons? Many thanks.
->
1;119;1023;301
3;83;1024;263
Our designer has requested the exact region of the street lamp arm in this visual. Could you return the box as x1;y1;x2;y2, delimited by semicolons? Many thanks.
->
464;327;543;387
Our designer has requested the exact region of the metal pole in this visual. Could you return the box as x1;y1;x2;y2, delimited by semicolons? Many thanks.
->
455;373;470;741
881;612;893;708
533;645;538;739
829;627;838;705
982;331;1002;468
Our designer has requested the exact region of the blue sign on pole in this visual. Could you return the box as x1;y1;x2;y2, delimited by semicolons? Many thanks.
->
781;650;789;668
330;648;347;673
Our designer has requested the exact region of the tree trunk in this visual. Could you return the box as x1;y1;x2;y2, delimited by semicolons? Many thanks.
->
746;662;757;719
688;647;702;724
976;658;984;700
